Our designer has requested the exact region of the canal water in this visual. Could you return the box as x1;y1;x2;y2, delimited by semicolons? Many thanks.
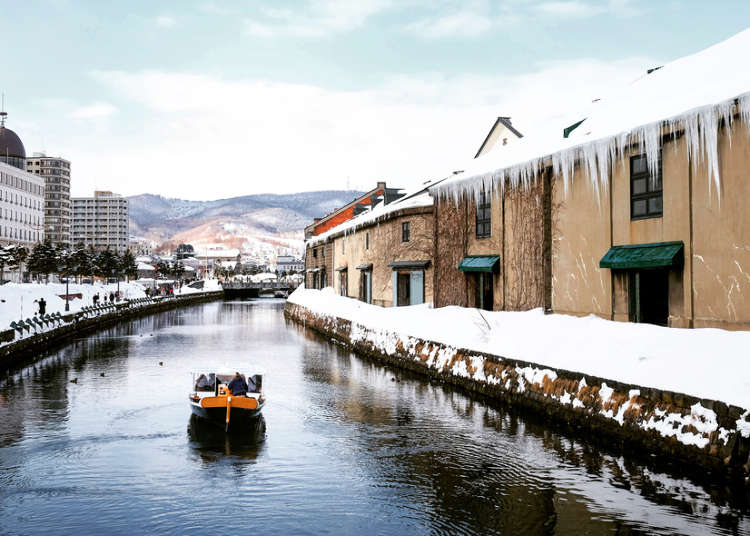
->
0;300;748;535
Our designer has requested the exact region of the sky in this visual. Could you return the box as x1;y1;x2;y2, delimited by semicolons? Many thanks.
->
4;0;750;200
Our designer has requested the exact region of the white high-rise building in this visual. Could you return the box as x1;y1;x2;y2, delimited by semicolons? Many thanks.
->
71;191;129;252
0;112;45;246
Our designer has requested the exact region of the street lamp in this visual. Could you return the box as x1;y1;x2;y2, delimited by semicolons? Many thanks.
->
58;264;76;312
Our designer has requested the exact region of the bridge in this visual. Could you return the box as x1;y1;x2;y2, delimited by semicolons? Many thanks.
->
222;281;298;299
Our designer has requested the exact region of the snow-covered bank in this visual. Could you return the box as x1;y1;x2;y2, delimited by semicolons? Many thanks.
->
288;287;750;409
287;287;750;469
0;279;225;330
0;281;147;329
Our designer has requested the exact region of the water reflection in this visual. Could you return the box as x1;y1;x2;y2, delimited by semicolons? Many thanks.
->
187;414;267;460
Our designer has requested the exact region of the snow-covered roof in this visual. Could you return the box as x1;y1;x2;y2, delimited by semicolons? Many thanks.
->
306;180;436;247
137;262;155;271
433;27;750;202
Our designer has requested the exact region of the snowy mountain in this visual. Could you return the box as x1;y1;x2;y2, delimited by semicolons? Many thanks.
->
128;190;364;259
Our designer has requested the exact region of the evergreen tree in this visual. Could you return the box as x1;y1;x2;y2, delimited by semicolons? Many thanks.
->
70;243;93;281
95;248;119;279
120;249;138;280
9;245;28;282
27;241;58;282
171;261;185;281
155;261;169;280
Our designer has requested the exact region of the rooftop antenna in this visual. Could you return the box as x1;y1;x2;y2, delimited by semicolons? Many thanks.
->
0;93;7;127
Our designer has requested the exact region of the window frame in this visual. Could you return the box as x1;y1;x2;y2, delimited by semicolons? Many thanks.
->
630;153;663;221
401;221;410;243
475;190;491;238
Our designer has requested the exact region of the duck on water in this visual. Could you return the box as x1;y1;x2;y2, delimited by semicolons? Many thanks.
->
189;370;266;431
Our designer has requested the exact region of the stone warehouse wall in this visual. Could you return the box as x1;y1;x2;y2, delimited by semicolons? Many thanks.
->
0;292;224;370
285;301;750;476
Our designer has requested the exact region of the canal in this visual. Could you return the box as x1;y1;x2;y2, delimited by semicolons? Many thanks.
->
0;299;748;535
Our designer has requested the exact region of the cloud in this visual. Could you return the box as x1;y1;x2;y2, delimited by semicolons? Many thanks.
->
69;102;118;119
155;15;176;28
534;0;640;19
73;56;655;199
244;0;392;37
404;9;495;39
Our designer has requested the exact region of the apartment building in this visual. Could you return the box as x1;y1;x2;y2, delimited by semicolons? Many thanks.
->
71;190;129;252
26;153;72;247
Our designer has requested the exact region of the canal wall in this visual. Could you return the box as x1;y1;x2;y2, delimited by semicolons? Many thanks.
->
0;291;224;370
285;300;750;477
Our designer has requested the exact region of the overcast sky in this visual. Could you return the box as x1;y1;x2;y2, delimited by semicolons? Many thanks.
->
4;1;750;200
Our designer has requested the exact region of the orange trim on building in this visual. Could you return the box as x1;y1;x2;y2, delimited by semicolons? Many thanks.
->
311;189;383;235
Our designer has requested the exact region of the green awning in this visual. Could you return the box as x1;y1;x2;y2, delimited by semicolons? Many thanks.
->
599;241;684;270
458;255;500;273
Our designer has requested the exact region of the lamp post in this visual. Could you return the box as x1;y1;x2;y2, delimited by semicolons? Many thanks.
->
58;264;74;312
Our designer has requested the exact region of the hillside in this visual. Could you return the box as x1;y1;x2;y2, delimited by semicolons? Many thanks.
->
128;190;364;259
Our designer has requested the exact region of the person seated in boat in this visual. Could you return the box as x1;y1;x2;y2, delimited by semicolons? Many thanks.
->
227;372;248;396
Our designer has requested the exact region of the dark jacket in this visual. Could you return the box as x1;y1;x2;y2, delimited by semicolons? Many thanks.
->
227;376;248;395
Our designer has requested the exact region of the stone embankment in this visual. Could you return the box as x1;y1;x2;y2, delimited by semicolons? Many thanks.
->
0;291;223;370
285;301;750;477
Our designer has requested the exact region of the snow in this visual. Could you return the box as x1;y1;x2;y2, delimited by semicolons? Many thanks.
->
289;287;750;410
0;281;147;329
432;27;750;204
176;278;222;295
250;272;277;282
137;262;155;271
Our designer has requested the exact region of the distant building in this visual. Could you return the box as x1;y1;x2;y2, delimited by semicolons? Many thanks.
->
0;112;45;246
129;238;154;256
71;190;129;252
276;255;304;275
175;243;195;259
26;152;72;247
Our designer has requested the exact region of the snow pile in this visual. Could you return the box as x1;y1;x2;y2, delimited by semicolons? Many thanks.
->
432;27;750;203
0;281;147;328
288;287;750;409
176;279;222;295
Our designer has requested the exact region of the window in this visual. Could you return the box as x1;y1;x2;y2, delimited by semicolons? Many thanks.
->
313;249;318;258
476;190;491;238
630;153;662;220
402;221;410;242
365;232;370;250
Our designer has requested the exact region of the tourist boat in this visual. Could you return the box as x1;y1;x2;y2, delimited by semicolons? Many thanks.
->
189;370;265;431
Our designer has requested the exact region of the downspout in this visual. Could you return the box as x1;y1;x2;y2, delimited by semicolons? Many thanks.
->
432;203;438;307
688;142;695;328
609;158;615;321
501;182;506;311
